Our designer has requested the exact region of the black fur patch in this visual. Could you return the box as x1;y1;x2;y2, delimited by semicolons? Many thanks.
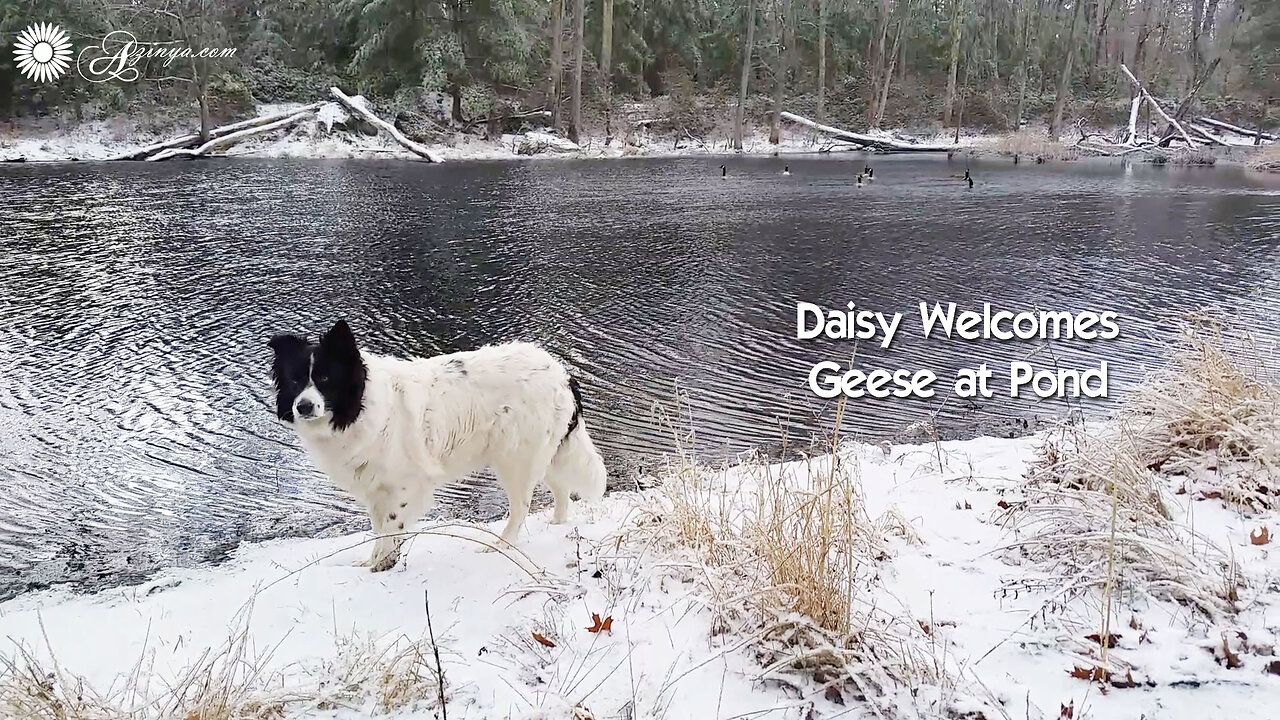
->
268;334;309;423
267;320;368;431
564;376;583;442
316;320;367;430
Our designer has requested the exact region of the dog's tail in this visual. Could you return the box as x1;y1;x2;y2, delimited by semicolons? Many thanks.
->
549;378;607;500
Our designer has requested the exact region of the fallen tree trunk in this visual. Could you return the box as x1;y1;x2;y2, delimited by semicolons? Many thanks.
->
1118;64;1196;149
330;87;444;163
780;111;955;151
1196;116;1276;142
462;108;551;132
109;102;326;161
146;110;316;161
1185;123;1229;146
1124;95;1141;145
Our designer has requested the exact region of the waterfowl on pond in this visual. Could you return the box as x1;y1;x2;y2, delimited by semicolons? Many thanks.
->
720;164;727;178
967;175;974;188
867;166;875;179
856;173;864;186
949;169;971;180
783;166;790;176
1013;154;1020;165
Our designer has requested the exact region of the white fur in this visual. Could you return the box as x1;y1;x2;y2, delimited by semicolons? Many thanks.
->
289;342;607;571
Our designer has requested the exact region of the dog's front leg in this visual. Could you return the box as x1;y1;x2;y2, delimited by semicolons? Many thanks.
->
359;498;406;572
361;484;439;572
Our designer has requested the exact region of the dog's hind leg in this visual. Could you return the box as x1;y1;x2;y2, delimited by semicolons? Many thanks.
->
492;460;551;547
548;480;571;525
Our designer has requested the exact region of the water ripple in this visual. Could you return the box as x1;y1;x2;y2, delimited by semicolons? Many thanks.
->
0;155;1277;600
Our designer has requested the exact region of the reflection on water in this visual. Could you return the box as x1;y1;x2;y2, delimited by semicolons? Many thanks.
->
1;155;1277;600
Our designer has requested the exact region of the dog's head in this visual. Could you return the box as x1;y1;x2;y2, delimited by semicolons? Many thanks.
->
268;319;367;431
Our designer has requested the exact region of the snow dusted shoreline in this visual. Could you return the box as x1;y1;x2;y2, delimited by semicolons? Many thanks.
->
0;101;1046;164
2;414;1277;719
4;97;1275;168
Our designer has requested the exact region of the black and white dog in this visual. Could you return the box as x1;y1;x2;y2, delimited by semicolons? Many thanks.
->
268;320;607;571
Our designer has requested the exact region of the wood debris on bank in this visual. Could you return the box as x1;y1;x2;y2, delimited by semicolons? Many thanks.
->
779;111;957;152
111;90;447;163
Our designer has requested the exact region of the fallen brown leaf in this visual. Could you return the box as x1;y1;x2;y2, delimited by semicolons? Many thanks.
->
1068;665;1109;683
1086;632;1120;649
586;612;614;634
1250;526;1271;546
996;499;1011;509
1220;634;1243;669
532;632;556;648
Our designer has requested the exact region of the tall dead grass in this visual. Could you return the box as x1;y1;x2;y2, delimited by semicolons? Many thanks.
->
1247;143;1280;172
989;130;1082;161
1006;316;1276;618
0;599;444;720
632;399;978;718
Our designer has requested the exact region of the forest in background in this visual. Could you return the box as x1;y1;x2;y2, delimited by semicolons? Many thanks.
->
1;0;1277;147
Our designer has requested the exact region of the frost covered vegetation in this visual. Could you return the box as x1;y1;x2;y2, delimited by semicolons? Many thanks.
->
0;316;1276;719
2;0;1277;152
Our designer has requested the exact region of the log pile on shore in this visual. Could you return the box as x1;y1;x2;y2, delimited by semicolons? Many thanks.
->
779;111;956;152
113;89;447;163
1069;64;1275;160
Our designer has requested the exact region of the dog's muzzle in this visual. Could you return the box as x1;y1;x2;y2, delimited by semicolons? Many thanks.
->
296;398;316;418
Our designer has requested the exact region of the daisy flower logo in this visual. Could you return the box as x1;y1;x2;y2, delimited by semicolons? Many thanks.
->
12;23;73;84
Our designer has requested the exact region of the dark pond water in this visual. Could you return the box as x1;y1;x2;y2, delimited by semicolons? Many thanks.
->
1;155;1278;601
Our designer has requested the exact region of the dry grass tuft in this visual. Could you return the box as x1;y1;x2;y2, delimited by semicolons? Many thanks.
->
989;130;1082;161
1125;317;1279;510
1247;143;1280;172
631;400;976;718
0;600;445;720
1011;426;1241;617
1006;315;1276;617
314;633;443;714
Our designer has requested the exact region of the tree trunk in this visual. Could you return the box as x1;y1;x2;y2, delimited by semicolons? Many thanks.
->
196;61;211;143
817;0;826;123
1257;97;1269;146
1047;0;1086;140
733;0;758;150
1091;0;1116;87
872;13;906;129
1014;0;1035;129
869;0;891;120
550;0;564;130
943;0;963;126
569;0;584;144
601;0;613;143
770;0;792;144
1189;0;1205;88
448;83;464;124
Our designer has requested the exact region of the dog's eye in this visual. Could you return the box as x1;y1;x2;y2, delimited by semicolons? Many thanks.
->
315;374;329;384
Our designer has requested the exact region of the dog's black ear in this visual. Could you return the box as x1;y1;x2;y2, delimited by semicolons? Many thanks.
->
320;320;358;356
268;334;308;357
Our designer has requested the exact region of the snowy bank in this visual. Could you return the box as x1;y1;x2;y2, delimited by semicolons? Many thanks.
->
0;100;964;164
2;440;1277;718
1;321;1276;720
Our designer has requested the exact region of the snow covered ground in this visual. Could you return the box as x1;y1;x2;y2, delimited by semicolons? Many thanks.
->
0;100;968;164
1;426;1275;719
